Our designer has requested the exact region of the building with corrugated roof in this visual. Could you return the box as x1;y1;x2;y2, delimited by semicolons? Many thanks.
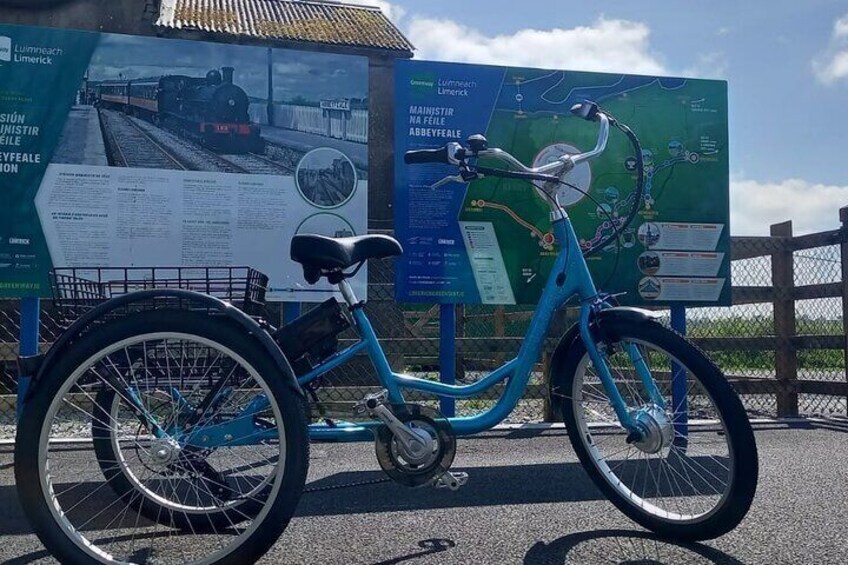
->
0;0;414;226
157;0;413;54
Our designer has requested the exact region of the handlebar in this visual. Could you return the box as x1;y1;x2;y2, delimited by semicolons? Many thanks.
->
474;166;561;184
403;101;610;184
402;101;646;257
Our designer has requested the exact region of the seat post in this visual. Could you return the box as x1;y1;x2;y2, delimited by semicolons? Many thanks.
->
338;279;359;307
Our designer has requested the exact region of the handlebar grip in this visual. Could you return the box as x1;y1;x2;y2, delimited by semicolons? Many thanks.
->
404;147;450;164
571;101;600;122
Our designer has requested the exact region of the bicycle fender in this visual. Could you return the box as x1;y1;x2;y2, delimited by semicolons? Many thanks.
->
548;307;663;410
22;289;303;402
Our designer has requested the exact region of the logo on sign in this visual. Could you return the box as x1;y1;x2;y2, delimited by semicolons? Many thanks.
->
0;37;11;62
409;73;437;94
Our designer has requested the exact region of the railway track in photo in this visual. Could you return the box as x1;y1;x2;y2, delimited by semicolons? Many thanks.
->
100;109;187;170
218;152;294;175
99;109;294;175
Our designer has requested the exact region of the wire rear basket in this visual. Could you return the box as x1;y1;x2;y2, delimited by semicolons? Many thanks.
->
50;266;269;322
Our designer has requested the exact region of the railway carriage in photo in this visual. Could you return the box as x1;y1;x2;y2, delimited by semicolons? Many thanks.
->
95;66;264;154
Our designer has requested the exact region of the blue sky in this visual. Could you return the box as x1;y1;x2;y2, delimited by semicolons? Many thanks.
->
348;0;848;235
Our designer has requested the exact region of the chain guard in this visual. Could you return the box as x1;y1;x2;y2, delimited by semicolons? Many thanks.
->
374;404;456;488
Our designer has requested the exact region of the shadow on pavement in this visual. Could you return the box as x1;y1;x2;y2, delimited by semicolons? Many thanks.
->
0;456;728;533
2;528;211;565
370;538;457;565
2;549;52;565
297;456;725;517
524;528;748;564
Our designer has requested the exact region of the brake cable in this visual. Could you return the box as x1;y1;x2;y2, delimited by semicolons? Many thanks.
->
583;110;645;257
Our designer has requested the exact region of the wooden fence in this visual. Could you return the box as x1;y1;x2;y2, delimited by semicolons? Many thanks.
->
392;207;848;418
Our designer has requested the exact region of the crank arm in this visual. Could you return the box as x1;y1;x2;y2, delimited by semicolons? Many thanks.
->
371;403;430;453
355;390;431;454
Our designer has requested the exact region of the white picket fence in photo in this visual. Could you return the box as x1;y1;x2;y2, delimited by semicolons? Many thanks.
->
249;103;368;143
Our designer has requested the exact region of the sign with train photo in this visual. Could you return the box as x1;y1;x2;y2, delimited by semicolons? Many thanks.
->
0;23;368;301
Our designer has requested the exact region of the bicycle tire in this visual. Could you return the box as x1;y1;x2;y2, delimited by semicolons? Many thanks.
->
556;318;758;541
15;309;309;565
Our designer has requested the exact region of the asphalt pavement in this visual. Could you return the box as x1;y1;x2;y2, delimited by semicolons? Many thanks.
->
1;421;846;564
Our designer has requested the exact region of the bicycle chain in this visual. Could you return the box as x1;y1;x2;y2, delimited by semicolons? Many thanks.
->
303;475;391;494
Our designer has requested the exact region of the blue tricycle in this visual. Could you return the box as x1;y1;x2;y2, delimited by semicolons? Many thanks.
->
15;102;757;564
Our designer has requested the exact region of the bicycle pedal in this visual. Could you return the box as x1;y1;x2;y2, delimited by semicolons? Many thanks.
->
435;471;468;491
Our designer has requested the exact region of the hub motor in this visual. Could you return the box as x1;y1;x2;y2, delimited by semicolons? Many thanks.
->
629;405;674;454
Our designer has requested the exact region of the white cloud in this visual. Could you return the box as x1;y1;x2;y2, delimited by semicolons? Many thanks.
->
836;14;848;38
406;16;667;75
683;52;728;79
730;177;847;235
813;13;848;84
816;51;848;83
340;0;405;25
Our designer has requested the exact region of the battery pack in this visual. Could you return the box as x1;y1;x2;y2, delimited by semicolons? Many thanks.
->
274;298;351;376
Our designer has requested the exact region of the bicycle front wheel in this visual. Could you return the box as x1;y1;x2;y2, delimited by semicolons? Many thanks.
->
555;318;757;540
15;310;309;565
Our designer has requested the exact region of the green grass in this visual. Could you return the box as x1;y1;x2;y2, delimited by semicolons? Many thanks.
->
689;316;844;372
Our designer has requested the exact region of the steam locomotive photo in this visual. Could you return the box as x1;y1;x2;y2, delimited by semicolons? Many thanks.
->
96;66;264;153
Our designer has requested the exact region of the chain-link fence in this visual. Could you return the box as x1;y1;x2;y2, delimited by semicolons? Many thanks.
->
688;226;846;419
0;305;18;438
0;303;65;439
1;219;846;430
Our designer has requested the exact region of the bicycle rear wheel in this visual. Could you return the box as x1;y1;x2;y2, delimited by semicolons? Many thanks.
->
15;310;309;564
555;318;757;540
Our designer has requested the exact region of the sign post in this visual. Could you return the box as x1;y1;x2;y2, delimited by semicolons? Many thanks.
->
670;305;688;448
439;304;456;417
17;296;40;421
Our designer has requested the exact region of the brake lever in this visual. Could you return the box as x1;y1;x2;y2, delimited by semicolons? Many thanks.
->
430;175;465;189
430;167;479;189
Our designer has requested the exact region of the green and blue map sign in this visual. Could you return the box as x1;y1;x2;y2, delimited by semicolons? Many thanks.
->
394;60;731;306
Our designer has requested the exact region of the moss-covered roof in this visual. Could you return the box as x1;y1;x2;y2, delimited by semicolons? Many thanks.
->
157;0;414;53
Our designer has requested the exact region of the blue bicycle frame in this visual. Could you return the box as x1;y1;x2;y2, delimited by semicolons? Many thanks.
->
181;206;665;449
279;212;661;444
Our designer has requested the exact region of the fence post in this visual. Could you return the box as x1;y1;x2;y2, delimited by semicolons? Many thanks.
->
840;206;848;411
494;306;506;365
17;296;40;421
771;220;798;417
